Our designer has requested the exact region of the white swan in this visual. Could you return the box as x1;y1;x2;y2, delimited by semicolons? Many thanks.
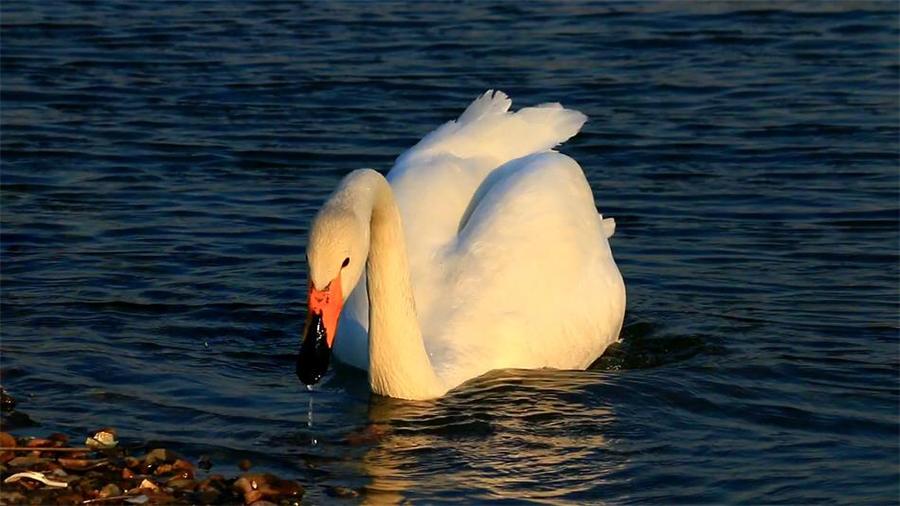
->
296;90;625;400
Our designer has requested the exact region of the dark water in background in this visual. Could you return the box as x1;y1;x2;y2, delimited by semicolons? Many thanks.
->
2;1;898;503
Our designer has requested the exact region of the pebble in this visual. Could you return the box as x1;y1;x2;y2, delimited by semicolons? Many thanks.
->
7;455;47;468
166;477;196;491
57;457;107;471
0;389;16;412
99;482;121;497
143;448;176;466
85;427;118;449
138;478;160;491
25;438;55;448
197;454;213;470
0;432;16;466
48;432;69;445
2;411;38;430
0;432;16;447
0;429;309;505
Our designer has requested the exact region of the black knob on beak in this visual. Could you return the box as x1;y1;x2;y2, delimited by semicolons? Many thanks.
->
296;311;332;385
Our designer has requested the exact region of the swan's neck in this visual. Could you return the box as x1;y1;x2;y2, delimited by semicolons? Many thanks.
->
362;171;446;399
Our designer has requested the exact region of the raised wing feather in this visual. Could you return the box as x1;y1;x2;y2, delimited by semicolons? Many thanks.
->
396;90;586;167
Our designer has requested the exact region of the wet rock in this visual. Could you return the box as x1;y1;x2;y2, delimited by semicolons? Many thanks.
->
233;474;262;492
48;432;69;445
49;471;79;486
138;478;160;491
0;432;16;447
195;486;222;505
45;460;64;473
0;410;38;430
75;473;103;494
234;473;304;504
155;463;174;475
0;429;308;505
7;455;48;468
264;476;304;498
196;475;227;505
233;474;259;502
0;432;16;466
143;448;176;467
0;389;16;412
99;482;122;498
199;474;227;486
0;490;26;503
136;490;176;504
55;491;87;504
57;457;108;471
166;477;196;491
25;437;56;448
85;428;118;449
172;459;193;472
244;489;266;504
197;455;212;471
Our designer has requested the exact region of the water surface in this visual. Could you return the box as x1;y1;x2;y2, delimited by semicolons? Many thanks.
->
2;1;898;503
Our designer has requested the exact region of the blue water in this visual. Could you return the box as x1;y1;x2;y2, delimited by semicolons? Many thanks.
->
2;1;898;503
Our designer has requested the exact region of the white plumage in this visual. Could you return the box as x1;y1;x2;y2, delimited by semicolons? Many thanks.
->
314;90;625;399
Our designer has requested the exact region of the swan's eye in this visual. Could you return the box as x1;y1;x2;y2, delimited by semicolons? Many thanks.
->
342;257;350;268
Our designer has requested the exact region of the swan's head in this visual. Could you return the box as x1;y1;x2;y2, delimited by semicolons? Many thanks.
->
297;202;369;385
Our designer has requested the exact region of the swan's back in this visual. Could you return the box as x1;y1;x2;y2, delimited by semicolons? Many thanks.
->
426;151;624;386
333;91;624;383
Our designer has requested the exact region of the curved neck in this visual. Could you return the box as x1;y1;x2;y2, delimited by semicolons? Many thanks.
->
354;170;445;399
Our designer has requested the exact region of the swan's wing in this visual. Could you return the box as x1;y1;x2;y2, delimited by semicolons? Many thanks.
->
389;91;587;321
333;92;590;371
426;152;626;387
388;91;586;253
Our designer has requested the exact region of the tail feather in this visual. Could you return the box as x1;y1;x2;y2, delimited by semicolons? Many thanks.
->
397;90;587;166
601;217;616;239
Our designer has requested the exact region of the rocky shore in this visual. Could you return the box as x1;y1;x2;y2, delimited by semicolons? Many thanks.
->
0;389;306;505
0;429;305;505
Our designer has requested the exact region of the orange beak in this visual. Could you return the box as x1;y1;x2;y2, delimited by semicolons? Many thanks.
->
307;272;344;348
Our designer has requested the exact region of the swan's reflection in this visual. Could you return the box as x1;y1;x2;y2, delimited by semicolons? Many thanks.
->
357;369;625;504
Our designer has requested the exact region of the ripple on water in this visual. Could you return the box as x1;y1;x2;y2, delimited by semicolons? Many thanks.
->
2;0;898;503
